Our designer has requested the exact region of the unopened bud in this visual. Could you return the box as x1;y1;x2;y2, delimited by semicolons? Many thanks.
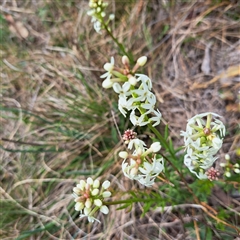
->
109;14;115;20
225;154;230;160
137;56;147;66
102;78;113;88
234;163;239;168
119;151;128;159
150;142;161;152
122;55;129;65
225;172;231;177
234;168;240;174
128;76;137;86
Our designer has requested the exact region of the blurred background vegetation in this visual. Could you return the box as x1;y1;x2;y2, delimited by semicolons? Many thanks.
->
0;0;239;239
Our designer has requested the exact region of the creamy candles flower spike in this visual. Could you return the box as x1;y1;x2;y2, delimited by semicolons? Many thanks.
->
73;177;111;223
101;56;162;127
87;0;115;34
180;112;226;179
119;132;163;187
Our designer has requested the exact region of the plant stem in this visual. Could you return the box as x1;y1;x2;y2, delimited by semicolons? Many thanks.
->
147;123;175;159
103;198;151;206
103;23;132;61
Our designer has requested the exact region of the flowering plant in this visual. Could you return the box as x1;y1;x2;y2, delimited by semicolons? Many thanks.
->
70;2;240;236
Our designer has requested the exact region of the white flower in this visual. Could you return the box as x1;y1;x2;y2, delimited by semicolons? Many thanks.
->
135;74;152;90
93;20;102;34
138;157;164;187
130;110;149;126
121;138;164;186
181;112;226;179
211;137;223;151
127;138;146;150
131;81;151;102
122;158;140;180
140;93;156;111
149;109;162;127
100;57;115;81
113;82;131;96
80;210;100;223
118;95;135;117
73;177;111;223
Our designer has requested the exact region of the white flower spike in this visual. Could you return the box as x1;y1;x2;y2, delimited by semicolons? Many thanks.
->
73;177;111;223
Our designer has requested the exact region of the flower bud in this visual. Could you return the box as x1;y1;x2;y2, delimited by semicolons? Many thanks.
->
102;180;111;189
150;142;161;152
87;177;93;185
119;151;128;159
75;202;84;211
101;12;106;17
109;14;115;20
94;199;102;207
122;55;129;65
128;76;137;86
102;78;113;88
234;163;239;168
137;56;147;66
130;167;138;176
84;207;91;215
93;179;100;188
225;172;231;177
102;191;111;198
73;187;81;194
85;198;92;208
91;189;99;196
225;154;230;160
234;168;240;173
100;205;109;214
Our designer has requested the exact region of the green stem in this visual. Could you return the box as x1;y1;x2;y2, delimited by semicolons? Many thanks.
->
160;152;200;204
103;23;132;61
103;198;151;206
147;123;176;159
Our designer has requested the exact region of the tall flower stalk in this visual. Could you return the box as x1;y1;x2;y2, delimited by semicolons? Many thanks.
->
71;3;240;234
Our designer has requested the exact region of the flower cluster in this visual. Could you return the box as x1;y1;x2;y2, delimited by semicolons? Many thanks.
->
206;167;220;181
73;177;111;223
101;56;162;127
220;154;240;177
87;0;114;34
119;131;164;187
181;112;225;179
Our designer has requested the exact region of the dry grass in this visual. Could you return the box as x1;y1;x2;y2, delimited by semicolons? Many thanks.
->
1;0;240;239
